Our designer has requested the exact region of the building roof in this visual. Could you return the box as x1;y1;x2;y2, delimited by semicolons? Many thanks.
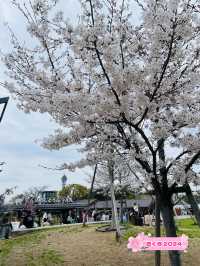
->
76;198;153;209
40;190;58;194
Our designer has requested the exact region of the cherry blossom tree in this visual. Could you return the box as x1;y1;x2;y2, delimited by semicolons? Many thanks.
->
2;0;200;265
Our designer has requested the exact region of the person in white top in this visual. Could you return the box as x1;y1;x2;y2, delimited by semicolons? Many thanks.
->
101;213;106;221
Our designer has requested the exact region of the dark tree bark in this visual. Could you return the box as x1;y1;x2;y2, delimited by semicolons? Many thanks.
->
185;182;200;226
184;152;200;226
172;183;200;227
83;164;98;226
155;196;161;266
160;194;181;266
156;139;181;266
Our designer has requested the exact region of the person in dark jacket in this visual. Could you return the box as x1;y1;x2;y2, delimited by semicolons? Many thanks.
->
0;213;13;239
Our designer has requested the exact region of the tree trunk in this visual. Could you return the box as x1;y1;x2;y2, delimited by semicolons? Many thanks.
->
108;158;121;241
185;183;200;226
111;201;115;229
155;196;161;266
160;198;181;266
83;164;98;226
120;198;123;223
110;180;121;241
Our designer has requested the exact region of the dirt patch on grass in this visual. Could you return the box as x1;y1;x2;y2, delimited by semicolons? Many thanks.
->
1;225;200;266
35;227;200;266
41;227;156;266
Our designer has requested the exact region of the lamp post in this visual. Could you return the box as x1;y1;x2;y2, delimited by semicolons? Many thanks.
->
0;97;10;239
0;96;9;172
0;97;9;123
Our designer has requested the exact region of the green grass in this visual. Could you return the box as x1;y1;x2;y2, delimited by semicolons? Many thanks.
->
0;230;45;265
123;225;160;240
175;218;200;238
175;218;198;229
123;218;200;240
0;224;88;266
0;232;46;265
0;224;104;266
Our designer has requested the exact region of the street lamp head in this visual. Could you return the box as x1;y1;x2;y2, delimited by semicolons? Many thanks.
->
0;97;9;123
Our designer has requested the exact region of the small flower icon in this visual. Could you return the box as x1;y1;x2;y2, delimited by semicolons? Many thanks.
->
127;232;145;252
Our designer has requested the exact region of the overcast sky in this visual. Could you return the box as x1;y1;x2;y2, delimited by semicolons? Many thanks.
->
0;0;142;198
0;0;92;196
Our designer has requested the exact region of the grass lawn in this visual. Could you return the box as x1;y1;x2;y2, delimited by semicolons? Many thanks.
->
123;218;200;239
0;220;199;266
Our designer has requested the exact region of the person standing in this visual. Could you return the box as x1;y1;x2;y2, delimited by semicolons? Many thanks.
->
0;213;13;239
92;209;96;222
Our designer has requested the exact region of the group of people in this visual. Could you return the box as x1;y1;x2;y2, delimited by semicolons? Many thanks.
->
61;209;111;224
91;210;111;221
0;204;153;240
63;208;144;224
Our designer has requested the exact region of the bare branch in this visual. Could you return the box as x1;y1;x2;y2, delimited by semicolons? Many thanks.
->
166;150;190;173
185;151;200;173
133;0;145;11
